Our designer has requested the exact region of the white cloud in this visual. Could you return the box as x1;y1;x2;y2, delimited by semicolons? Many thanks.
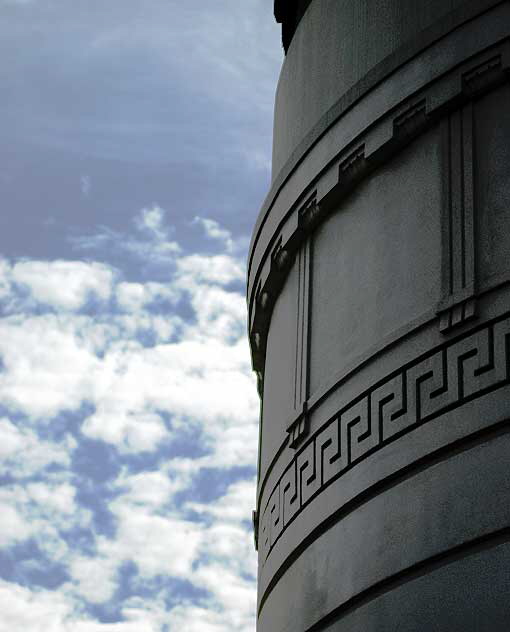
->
72;622;156;632
184;284;246;343
0;314;101;419
68;555;119;605
0;580;161;632
0;259;11;301
187;478;256;525
26;481;77;515
107;510;202;580
0;211;259;629
0;417;74;478
0;502;33;547
82;410;168;454
61;470;257;626
0;479;90;557
0;307;257;457
0;580;73;632
10;260;114;310
176;253;245;286
192;562;256;623
113;312;179;342
0;212;258;468
193;217;235;252
115;281;178;312
115;283;147;312
129;205;180;262
114;469;187;508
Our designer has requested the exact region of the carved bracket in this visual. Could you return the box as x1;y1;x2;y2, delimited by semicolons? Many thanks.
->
250;194;317;381
286;401;309;449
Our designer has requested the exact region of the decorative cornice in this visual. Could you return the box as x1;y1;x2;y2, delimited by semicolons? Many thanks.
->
250;0;507;283
248;40;510;382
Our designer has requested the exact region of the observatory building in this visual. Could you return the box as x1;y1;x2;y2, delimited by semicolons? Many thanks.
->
248;1;510;630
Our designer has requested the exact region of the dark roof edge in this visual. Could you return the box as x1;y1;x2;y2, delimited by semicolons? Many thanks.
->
274;0;314;53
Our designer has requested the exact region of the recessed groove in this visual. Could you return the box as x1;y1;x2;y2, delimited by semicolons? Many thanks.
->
305;524;510;632
258;417;510;614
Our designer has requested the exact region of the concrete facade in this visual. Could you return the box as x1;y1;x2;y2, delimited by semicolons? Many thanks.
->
248;1;510;630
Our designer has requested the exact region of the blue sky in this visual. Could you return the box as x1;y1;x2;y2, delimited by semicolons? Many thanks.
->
0;1;282;629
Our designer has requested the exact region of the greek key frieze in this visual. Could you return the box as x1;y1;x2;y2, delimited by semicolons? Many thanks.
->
259;314;510;562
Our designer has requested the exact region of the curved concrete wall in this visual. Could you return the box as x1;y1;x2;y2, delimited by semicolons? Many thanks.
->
249;1;510;630
273;0;470;176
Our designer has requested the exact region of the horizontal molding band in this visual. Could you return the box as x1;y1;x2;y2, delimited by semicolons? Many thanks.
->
258;418;510;615
248;33;510;379
257;311;510;571
256;275;510;505
306;524;510;631
256;307;437;503
249;0;506;284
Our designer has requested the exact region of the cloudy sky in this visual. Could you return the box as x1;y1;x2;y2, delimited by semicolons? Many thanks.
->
0;1;282;629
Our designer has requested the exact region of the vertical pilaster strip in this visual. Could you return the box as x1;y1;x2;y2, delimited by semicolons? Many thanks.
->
294;238;311;409
462;103;476;303
287;237;312;448
438;103;477;332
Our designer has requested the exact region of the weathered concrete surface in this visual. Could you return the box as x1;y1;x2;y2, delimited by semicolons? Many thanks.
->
249;1;510;630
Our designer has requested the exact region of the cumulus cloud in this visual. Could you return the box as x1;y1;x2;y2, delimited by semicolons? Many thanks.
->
115;281;178;313
0;209;258;630
187;478;256;525
9;260;114;310
0;313;102;419
0;580;74;631
68;554;119;604
82;410;168;454
193;217;236;252
0;579;163;631
0;478;91;558
176;253;244;286
0;417;74;478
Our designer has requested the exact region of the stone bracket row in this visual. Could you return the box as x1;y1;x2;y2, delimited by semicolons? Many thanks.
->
248;40;510;396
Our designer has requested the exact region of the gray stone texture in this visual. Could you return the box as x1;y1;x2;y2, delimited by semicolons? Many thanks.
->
249;1;510;630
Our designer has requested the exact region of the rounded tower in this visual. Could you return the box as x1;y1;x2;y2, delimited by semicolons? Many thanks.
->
248;1;510;630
